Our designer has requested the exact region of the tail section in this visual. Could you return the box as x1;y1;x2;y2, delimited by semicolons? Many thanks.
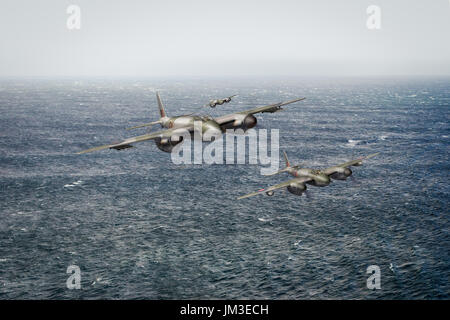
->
156;92;167;118
263;151;295;176
126;92;166;130
263;167;292;176
126;120;162;130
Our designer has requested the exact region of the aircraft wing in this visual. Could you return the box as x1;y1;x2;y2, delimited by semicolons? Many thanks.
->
76;126;192;154
214;97;305;125
322;153;379;175
237;177;311;200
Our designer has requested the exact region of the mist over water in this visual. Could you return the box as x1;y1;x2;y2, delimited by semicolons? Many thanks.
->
0;77;448;299
1;1;450;77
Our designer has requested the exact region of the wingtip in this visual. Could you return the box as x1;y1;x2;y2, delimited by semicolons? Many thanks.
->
365;152;380;159
75;144;112;155
75;149;91;155
278;97;306;107
75;150;91;155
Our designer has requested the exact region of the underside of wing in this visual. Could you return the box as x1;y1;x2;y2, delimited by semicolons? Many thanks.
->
237;177;311;199
76;126;192;154
323;152;379;175
214;97;305;126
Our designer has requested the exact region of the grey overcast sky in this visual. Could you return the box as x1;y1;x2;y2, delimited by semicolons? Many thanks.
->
0;0;449;77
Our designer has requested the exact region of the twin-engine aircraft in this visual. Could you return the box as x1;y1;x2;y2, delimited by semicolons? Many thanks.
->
237;152;379;199
77;92;305;154
208;94;237;108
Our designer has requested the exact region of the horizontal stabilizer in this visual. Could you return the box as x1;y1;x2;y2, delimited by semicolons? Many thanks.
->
126;120;162;130
263;167;292;176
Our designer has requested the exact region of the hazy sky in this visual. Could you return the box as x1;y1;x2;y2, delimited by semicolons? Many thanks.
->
1;0;449;77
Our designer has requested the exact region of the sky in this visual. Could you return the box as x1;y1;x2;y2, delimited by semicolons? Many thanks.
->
0;0;449;77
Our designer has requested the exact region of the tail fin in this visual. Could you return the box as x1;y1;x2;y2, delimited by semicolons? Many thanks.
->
283;150;291;167
126;92;166;130
156;92;167;118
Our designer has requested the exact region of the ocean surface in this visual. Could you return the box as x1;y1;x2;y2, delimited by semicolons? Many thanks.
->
0;77;448;299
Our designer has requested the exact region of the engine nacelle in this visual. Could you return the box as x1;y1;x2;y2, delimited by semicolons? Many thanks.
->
202;120;223;140
330;168;352;180
287;182;307;196
232;114;257;130
154;136;183;153
266;191;274;196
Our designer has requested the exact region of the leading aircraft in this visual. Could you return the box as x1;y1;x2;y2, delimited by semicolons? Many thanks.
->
237;151;379;199
77;92;305;154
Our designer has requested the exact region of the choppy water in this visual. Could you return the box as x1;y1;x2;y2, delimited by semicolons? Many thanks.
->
0;77;448;299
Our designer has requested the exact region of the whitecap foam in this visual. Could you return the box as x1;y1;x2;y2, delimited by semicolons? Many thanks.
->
346;139;360;147
64;180;83;188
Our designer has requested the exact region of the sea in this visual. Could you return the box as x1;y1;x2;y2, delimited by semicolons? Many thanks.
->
0;77;448;299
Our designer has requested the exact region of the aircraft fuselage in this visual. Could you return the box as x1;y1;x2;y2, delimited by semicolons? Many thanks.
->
291;168;331;187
